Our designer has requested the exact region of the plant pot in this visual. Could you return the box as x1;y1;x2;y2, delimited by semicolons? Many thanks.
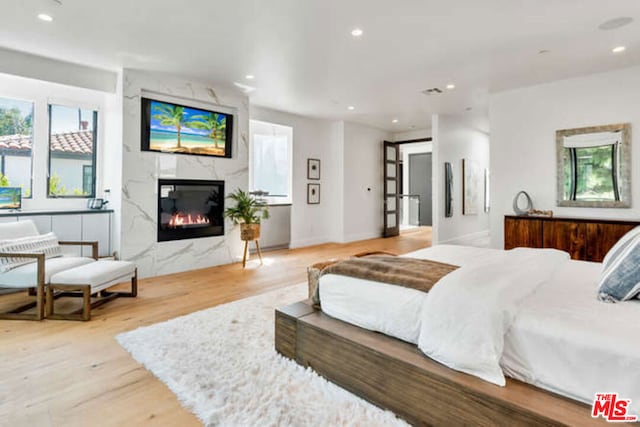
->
240;223;261;241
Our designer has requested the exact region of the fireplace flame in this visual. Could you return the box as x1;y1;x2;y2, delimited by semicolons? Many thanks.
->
168;212;210;228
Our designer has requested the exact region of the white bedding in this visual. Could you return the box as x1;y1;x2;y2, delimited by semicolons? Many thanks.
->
318;244;640;412
503;259;640;411
319;245;502;344
418;247;570;386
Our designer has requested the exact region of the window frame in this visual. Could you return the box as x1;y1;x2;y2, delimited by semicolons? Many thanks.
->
249;120;293;206
46;105;98;199
0;95;35;199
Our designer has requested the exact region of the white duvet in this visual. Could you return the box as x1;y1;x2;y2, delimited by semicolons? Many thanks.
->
417;248;570;386
319;244;640;410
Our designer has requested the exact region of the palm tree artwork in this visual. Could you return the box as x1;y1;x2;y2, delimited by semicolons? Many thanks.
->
147;99;229;156
152;103;186;149
188;113;226;149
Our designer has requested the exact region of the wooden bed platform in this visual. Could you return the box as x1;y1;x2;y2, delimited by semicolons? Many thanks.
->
275;301;610;426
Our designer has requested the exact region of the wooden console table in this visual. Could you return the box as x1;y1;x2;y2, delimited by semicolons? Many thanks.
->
504;215;640;262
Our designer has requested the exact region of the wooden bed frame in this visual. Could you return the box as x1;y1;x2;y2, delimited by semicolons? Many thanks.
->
275;301;611;426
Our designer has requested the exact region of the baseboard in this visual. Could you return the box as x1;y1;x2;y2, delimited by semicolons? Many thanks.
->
439;230;490;245
250;243;289;253
289;237;331;249
342;231;382;243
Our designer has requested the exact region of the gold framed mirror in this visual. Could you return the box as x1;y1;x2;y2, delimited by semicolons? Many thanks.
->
556;123;631;208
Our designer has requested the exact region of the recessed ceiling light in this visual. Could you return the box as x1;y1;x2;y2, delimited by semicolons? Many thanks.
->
392;119;398;123
446;83;456;90
599;17;633;31
351;28;363;37
245;74;254;80
37;13;53;22
612;46;626;54
347;105;355;111
233;82;256;94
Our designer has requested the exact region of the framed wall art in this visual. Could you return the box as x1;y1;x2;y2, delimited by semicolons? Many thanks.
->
307;183;320;204
307;158;320;180
462;158;480;216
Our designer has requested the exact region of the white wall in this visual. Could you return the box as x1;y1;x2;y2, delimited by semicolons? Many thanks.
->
102;71;124;256
432;114;490;244
249;106;342;248
0;47;117;93
0;72;120;211
393;128;431;142
343;122;392;242
120;69;249;277
328;121;345;243
247;111;389;245
490;66;640;249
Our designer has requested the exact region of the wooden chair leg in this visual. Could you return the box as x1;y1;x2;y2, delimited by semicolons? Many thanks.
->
45;285;54;318
82;286;91;321
131;269;138;297
255;240;263;265
242;240;249;268
35;283;44;320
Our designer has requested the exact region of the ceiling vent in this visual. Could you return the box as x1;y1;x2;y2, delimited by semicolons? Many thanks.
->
422;87;443;96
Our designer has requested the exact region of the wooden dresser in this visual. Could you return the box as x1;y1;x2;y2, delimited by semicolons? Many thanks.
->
504;215;640;262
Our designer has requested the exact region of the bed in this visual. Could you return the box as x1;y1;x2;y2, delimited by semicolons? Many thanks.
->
277;244;640;425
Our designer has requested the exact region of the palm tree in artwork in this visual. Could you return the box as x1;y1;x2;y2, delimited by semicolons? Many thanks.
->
188;113;226;149
152;103;186;148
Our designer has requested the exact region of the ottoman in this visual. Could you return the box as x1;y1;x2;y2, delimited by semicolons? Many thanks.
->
46;260;137;321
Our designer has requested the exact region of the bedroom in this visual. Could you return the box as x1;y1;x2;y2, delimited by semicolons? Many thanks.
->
1;0;640;425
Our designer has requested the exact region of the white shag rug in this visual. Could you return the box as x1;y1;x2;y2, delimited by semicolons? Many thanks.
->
116;283;408;427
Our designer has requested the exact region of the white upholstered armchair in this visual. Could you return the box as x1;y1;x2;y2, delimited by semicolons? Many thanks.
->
0;220;97;320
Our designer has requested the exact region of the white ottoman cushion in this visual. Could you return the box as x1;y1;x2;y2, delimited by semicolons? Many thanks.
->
50;260;136;292
0;256;95;288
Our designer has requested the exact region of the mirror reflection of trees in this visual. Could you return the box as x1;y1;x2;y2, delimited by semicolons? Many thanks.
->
564;145;616;201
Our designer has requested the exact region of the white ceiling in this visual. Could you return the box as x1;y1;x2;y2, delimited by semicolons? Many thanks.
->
1;0;640;132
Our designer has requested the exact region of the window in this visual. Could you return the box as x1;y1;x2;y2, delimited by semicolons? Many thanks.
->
48;104;97;197
0;96;34;198
82;165;93;194
249;120;293;204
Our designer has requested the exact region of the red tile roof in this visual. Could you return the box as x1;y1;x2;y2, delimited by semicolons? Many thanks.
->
0;131;94;155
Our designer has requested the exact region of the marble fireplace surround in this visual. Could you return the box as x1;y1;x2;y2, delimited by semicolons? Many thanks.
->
120;69;249;278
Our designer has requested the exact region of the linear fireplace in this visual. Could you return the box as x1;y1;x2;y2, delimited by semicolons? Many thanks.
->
158;179;224;242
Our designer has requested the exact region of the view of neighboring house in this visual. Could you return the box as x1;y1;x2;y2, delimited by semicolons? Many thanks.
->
0;128;94;197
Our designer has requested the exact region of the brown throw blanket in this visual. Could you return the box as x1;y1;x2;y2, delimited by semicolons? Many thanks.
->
308;255;459;305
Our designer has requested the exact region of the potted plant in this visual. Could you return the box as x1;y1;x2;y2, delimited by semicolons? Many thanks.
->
224;189;270;241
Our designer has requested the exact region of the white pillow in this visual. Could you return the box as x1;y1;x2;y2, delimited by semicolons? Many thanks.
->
0;232;63;273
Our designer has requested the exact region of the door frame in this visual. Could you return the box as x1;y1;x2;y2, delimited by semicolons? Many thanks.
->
384;137;434;238
383;141;400;237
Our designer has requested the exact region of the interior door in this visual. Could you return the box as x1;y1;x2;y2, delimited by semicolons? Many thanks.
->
383;141;400;237
409;152;433;226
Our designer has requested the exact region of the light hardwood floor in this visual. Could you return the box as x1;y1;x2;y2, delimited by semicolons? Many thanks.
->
0;228;431;427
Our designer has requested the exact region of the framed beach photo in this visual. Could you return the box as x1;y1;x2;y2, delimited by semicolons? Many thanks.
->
141;97;233;158
307;158;320;180
307;183;320;204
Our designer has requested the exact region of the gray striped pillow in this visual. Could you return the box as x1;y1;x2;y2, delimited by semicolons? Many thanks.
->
598;228;640;302
0;232;63;273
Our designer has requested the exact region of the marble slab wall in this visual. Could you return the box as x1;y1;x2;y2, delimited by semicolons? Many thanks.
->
120;69;249;278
